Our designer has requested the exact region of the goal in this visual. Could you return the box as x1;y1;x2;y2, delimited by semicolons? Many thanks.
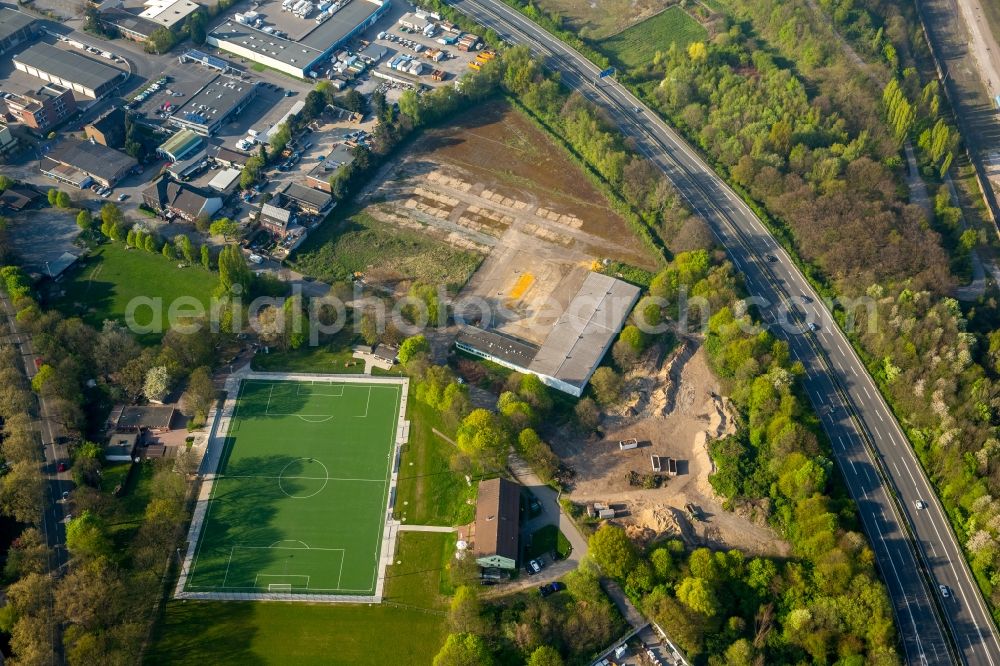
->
268;583;293;592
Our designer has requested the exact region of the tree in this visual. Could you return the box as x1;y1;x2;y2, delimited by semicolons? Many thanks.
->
432;633;493;666
47;188;58;206
55;191;72;209
360;310;379;346
209;218;240;240
0;461;43;524
162;242;176;260
676;576;719;617
574;397;600;431
240;155;265;189
101;203;123;232
456;409;511;470
181;366;215;422
447;586;484;635
517;428;558;481
398;334;430;366
588;524;638;579
75;209;93;231
175;234;194;263
590;367;623;405
201;244;211;269
30;363;55;393
145;27;177;54
143;365;169;402
218;245;251;293
188;11;207;45
65;511;111;561
527;646;564;666
144;234;157;252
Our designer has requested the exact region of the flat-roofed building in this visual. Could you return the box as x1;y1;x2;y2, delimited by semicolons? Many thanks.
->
4;84;77;133
13;43;127;99
207;0;389;79
210;146;250;168
305;143;354;192
168;74;257;136
41;138;137;188
158;128;204;161
455;272;641;397
474;477;520;570
139;0;199;30
100;7;161;42
207;167;241;195
0;8;36;55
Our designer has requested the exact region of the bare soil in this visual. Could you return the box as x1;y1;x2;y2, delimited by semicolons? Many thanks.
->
554;342;791;558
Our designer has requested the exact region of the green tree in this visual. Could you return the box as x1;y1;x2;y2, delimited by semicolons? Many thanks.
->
217;245;251;293
676;576;719;617
46;189;58;206
143;366;169;402
100;203;123;235
175;234;194;263
201;244;211;269
55;191;71;209
456;410;511;470
209;218;240;240
590;367;623;405
398;334;430;365
447;586;484;635
432;633;493;666
588;524;637;579
144;235;157;252
145;27;177;54
30;364;55;393
64;511;111;560
188;11;206;45
527;646;564;666
162;242;176;260
75;210;92;232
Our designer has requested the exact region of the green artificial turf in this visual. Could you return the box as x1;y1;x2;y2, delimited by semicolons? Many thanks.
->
184;379;402;596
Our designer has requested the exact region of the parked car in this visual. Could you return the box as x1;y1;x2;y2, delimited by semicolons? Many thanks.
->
526;558;543;575
117;193;128;202
538;581;565;597
56;462;67;472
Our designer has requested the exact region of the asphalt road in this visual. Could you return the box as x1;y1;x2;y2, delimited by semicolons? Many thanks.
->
449;0;1000;663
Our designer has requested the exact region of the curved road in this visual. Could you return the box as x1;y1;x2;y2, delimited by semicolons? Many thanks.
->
449;0;1000;663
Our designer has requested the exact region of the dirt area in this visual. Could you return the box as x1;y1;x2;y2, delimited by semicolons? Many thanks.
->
355;100;656;339
555;341;790;558
534;0;673;39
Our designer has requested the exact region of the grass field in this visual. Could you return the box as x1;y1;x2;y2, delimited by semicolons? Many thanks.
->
290;212;483;292
600;7;708;69
184;378;402;596
394;400;475;527
53;243;218;344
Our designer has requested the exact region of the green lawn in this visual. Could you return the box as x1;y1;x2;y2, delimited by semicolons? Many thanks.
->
394;400;475;527
289;211;483;292
383;531;454;608
53;243;218;344
250;342;365;374
527;524;572;560
146;597;446;665
601;7;708;69
185;379;402;595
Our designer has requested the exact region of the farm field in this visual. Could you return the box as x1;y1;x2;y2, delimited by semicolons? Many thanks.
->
289;211;484;292
51;243;218;343
182;378;403;598
600;7;709;69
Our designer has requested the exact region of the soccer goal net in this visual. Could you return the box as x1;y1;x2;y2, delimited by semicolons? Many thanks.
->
268;583;293;592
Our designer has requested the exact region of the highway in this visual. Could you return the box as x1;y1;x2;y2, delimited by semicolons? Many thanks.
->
449;0;1000;663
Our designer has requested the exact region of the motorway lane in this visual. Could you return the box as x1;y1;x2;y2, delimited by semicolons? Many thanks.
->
450;0;1000;663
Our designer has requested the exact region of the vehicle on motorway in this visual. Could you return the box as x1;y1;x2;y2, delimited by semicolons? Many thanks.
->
766;254;778;262
526;558;542;575
801;294;813;303
807;322;818;332
538;581;565;597
915;499;928;510
939;584;950;598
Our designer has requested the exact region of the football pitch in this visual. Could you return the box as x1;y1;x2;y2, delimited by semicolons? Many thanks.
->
182;377;404;599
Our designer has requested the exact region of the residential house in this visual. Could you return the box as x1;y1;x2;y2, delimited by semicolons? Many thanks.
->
474;477;520;570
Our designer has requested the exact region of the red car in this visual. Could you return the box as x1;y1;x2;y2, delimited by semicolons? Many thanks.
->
56;462;66;473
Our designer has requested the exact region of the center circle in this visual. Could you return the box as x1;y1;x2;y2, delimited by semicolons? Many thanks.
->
278;458;329;499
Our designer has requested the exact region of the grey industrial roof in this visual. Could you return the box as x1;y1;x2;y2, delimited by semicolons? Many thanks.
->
308;143;354;178
261;202;292;224
528;272;641;389
210;0;384;71
13;43;122;92
173;75;256;127
47;138;137;181
0;8;35;43
455;327;539;368
210;22;323;70
281;182;332;209
300;0;384;51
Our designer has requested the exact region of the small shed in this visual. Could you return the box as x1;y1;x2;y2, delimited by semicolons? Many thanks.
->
105;431;139;462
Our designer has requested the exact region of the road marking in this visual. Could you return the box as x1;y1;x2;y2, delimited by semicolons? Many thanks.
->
876;410;883;422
